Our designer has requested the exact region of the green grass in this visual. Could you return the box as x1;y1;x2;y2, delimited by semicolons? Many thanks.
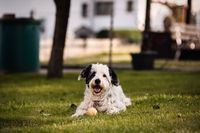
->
64;52;131;65
0;71;200;132
63;53;200;71
155;60;200;70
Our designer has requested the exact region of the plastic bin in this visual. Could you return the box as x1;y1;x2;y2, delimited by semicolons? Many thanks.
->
131;52;157;70
0;18;40;72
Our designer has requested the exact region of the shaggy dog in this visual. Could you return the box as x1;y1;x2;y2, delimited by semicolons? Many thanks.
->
72;63;131;117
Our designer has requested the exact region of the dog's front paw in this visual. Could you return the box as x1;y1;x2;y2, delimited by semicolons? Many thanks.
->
71;110;86;118
71;113;80;118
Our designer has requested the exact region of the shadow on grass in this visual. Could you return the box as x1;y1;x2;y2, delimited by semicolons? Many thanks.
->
0;102;77;130
0;117;42;128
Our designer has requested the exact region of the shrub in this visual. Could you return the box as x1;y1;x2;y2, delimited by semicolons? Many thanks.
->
114;29;142;43
96;29;142;42
96;29;110;38
96;29;142;43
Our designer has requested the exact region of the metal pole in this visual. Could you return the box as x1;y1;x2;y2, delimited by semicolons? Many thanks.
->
109;2;114;67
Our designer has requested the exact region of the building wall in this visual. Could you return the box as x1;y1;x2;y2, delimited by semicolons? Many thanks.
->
151;3;172;31
197;11;200;27
68;0;139;35
113;0;138;30
68;0;91;37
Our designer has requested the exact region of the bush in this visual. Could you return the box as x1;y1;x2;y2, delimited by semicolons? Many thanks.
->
114;29;142;43
96;29;142;43
96;29;110;38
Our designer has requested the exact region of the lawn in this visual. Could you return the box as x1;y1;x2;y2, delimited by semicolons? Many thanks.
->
0;71;200;132
63;52;200;71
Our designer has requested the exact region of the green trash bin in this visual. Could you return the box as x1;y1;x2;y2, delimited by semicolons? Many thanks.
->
0;18;40;72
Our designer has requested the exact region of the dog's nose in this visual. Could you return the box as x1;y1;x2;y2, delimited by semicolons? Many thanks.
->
95;79;101;85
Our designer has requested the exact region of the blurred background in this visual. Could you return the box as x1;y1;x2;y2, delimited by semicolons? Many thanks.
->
0;0;200;72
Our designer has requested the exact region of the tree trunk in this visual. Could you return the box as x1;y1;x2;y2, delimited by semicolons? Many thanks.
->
185;0;192;24
144;0;151;32
47;0;71;78
141;0;151;52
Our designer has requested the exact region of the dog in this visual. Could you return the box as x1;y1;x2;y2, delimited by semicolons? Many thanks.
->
71;63;131;117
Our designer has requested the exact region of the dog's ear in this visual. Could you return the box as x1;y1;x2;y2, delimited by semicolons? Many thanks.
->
109;67;119;86
78;65;92;80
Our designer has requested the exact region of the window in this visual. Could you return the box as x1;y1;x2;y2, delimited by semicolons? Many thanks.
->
82;3;88;18
127;0;133;12
95;2;113;16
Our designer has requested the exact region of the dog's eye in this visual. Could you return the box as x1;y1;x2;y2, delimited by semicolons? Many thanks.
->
103;74;107;78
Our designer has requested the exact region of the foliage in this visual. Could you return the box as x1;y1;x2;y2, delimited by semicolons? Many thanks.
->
114;29;142;43
95;29;142;43
0;71;200;132
96;29;110;38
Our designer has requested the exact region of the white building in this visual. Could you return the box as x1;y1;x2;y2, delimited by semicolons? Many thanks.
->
68;0;146;36
0;0;148;38
0;0;146;39
4;0;199;39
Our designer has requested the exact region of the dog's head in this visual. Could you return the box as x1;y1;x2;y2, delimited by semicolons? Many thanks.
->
78;64;119;96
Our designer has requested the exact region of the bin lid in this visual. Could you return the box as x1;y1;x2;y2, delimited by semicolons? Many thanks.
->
0;18;40;25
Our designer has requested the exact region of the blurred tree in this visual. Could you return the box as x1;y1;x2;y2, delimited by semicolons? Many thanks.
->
186;0;192;24
47;0;71;78
141;0;151;52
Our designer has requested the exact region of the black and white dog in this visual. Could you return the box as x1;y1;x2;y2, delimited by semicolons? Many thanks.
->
72;63;131;117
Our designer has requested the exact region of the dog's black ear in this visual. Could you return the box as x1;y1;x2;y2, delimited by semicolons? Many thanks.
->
109;67;119;86
78;65;92;80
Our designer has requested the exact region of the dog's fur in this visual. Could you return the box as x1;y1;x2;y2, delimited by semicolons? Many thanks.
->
71;63;131;117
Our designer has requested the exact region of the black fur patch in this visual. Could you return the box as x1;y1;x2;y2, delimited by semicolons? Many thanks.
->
86;71;96;84
79;65;97;84
79;65;92;79
109;67;119;86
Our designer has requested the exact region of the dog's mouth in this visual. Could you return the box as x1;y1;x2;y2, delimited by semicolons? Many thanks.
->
92;85;103;94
